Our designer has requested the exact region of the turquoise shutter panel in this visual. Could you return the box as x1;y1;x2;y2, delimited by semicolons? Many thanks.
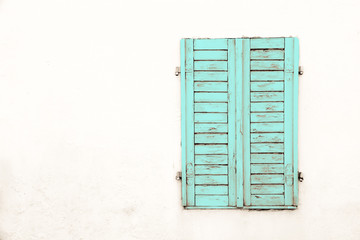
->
180;38;299;209
243;38;299;209
181;39;240;208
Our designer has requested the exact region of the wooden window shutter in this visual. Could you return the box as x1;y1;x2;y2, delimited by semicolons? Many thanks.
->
181;38;299;209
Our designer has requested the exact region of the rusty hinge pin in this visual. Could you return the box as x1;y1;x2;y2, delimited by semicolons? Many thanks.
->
175;171;182;181
298;171;304;182
298;66;304;75
175;67;180;76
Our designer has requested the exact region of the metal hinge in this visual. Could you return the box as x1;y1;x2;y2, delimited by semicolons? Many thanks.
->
298;171;304;182
298;66;304;75
175;66;180;76
175;171;182;181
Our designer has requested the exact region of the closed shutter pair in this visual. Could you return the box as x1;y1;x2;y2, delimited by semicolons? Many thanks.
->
180;38;299;209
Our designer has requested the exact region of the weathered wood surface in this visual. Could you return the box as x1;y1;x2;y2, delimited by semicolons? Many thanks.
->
196;195;229;206
194;61;228;71
195;123;228;133
251;71;284;81
194;50;228;60
195;133;228;143
195;155;228;165
194;72;228;81
196;186;228;195
251;92;284;101
195;175;228;184
195;103;227;113
251;50;284;60
251;113;284;122
250;38;285;49
194;82;228;92
194;39;228;50
194;113;227;123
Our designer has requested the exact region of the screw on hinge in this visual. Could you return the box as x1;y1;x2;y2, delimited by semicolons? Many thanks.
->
298;66;304;75
175;67;180;76
175;171;182;181
298;171;304;182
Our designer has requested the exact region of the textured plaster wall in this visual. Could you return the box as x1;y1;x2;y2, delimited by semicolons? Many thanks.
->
0;0;359;239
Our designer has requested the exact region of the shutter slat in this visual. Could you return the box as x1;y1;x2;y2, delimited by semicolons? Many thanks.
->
250;38;285;49
251;113;284;122
196;186;228;195
195;103;227;113
195;165;228;174
194;72;228;81
251;164;284;174
194;82;228;92
196;195;229;206
194;39;228;50
251;71;284;81
251;133;284;143
251;185;284;194
251;92;284;102
194;50;228;60
251;82;284;92
251;50;284;60
194;61;228;71
251;195;285;206
195;134;228;144
195;145;228;154
195;175;228;184
251;102;284;112
195;155;228;165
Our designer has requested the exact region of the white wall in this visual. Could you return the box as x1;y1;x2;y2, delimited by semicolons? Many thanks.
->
0;0;359;239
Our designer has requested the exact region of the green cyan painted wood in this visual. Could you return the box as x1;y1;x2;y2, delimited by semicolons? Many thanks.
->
251;195;285;206
251;82;284;92
250;38;285;49
251;92;284;102
195;133;228;144
251;102;284;112
194;82;228;92
194;39;228;50
251;185;284;194
195;186;228;195
251;174;284;184
227;39;236;206
251;61;284;71
195;103;228;113
194;123;228;133
251;71;284;81
194;72;228;81
293;38;299;206
195;175;228;184
251;143;284;153
180;39;186;206
250;50;284;60
181;38;298;209
251;164;284;174
196;195;229;206
184;39;195;206
195;155;228;165
194;113;227;123
251;133;284;143
251;112;284;122
195;165;228;174
194;92;228;102
195;145;228;154
251;123;284;133
194;50;228;60
250;153;284;164
243;39;251;206
194;61;228;71
235;39;244;207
